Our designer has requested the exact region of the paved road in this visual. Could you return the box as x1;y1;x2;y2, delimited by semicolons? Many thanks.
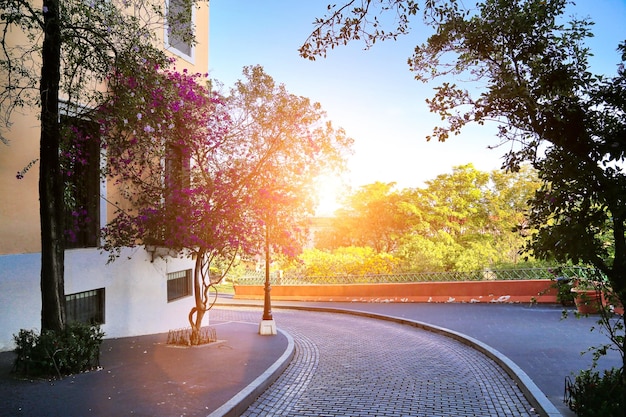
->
294;302;623;416
212;307;540;417
217;299;624;416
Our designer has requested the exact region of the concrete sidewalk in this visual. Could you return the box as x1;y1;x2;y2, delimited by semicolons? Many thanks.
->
0;318;291;417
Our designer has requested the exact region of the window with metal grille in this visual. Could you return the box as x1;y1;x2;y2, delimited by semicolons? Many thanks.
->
61;115;101;249
167;269;192;302
166;0;194;59
65;288;105;325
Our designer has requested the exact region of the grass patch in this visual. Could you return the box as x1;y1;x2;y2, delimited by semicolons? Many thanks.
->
213;280;234;295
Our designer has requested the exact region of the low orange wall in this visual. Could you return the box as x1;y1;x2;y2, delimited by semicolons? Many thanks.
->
234;280;557;304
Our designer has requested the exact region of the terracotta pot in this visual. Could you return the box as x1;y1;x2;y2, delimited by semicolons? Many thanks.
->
600;291;625;316
571;288;602;314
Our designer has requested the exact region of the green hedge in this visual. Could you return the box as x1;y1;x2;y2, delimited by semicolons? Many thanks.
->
567;368;625;417
13;322;104;378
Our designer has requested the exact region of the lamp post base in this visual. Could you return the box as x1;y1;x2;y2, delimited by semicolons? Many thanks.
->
259;319;277;336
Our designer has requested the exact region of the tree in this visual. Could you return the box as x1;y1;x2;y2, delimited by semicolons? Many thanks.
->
400;164;496;272
409;0;626;373
299;0;421;60
223;65;352;258
317;182;412;251
395;164;539;272
1;0;198;332
302;0;626;376
100;61;243;344
101;64;352;343
315;165;539;271
488;165;541;264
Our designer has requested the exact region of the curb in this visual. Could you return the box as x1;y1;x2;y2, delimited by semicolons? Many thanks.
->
206;329;295;417
216;302;562;417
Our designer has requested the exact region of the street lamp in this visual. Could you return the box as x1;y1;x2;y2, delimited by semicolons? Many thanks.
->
259;222;276;335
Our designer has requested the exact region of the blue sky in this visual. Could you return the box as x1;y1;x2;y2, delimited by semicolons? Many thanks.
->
209;0;626;211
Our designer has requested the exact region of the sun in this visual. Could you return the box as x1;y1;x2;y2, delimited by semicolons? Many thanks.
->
314;174;346;217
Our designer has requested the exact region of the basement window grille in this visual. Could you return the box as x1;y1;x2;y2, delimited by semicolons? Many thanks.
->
65;288;105;325
167;269;192;302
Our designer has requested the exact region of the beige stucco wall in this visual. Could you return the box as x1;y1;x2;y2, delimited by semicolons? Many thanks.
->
0;108;42;254
0;1;210;255
0;2;211;349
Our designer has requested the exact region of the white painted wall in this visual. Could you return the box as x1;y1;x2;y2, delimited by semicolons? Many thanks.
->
0;248;198;352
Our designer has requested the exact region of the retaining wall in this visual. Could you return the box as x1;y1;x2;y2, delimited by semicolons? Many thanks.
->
234;279;558;303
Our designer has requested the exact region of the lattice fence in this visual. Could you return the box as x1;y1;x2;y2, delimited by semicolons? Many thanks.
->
233;266;601;286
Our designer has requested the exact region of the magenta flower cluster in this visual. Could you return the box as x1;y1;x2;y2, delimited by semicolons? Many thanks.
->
98;60;263;259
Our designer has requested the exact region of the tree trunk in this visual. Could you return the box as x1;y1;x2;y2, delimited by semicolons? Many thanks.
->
189;248;207;344
39;0;66;332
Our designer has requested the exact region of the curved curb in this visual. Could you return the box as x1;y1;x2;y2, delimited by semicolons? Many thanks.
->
206;329;295;417
217;302;562;417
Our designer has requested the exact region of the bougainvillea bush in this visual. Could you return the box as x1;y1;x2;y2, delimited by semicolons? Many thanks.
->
98;60;253;343
98;61;352;343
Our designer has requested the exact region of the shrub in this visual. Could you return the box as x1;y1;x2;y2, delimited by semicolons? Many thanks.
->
13;323;104;378
554;276;576;306
566;368;625;417
294;246;401;277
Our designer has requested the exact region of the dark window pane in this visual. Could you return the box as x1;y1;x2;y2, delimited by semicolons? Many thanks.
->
167;269;192;302
66;288;105;325
61;116;101;248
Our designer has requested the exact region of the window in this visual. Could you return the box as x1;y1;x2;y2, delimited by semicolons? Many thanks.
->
61;115;101;248
166;0;193;59
144;146;189;247
66;288;105;325
165;144;190;197
167;269;192;302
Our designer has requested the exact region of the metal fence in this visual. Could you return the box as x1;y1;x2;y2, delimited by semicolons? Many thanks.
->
233;266;601;286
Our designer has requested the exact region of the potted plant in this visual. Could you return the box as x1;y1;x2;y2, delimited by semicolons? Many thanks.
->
600;287;624;316
571;279;603;314
554;276;576;306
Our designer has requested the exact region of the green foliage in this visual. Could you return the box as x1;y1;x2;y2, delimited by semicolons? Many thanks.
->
318;164;541;272
553;277;576;306
12;323;104;378
212;280;235;295
317;182;412;252
410;0;626;323
292;246;401;277
566;368;625;417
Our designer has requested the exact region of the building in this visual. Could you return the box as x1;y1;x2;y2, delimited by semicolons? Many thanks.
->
0;1;210;351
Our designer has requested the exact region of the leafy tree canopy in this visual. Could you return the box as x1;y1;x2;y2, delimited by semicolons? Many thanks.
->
317;181;412;252
316;164;540;272
303;0;626;372
301;0;626;286
222;65;353;257
291;246;400;277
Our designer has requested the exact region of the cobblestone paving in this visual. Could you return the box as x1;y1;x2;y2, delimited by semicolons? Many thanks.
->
211;308;539;417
